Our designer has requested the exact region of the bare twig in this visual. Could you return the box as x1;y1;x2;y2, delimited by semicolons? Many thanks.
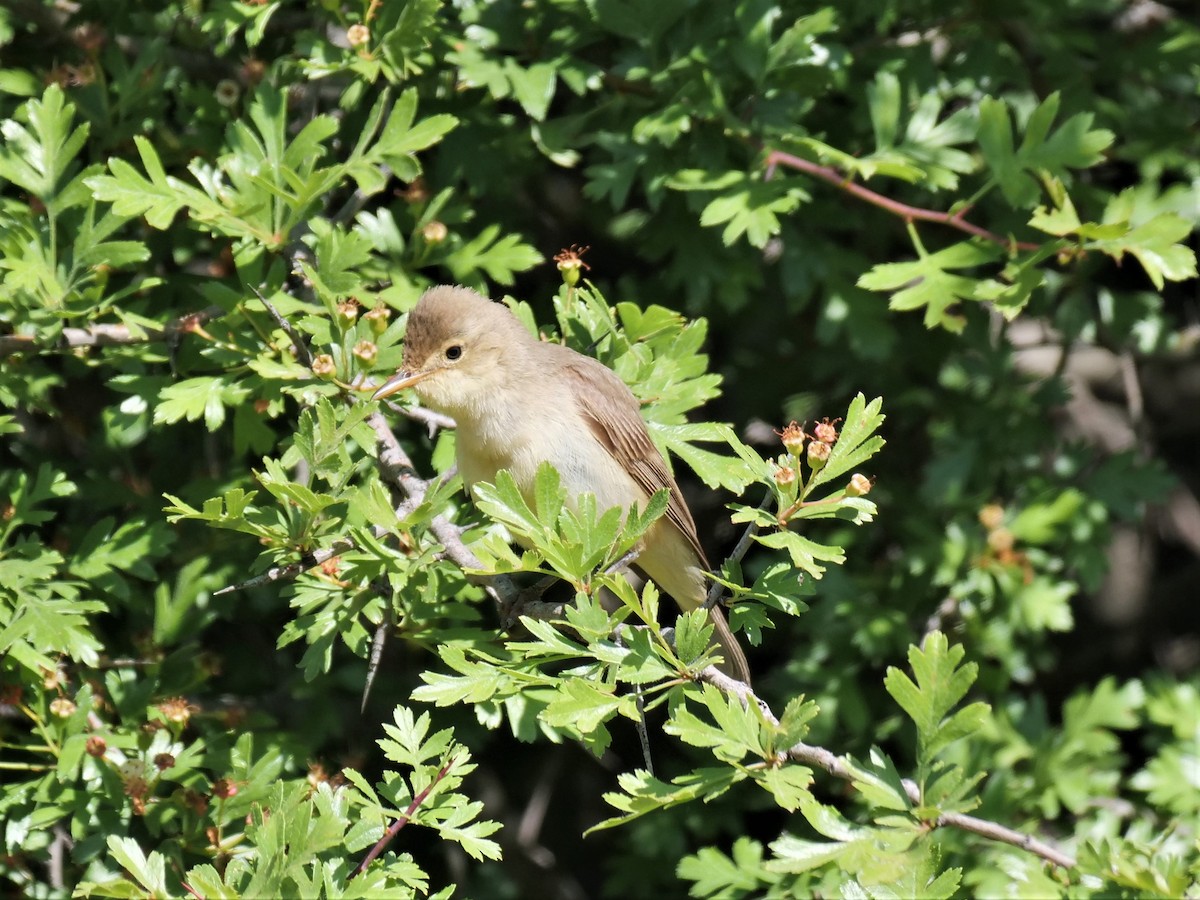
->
763;150;1040;252
251;286;314;368
1118;351;1144;427
377;398;457;436
350;756;458;879
0;306;224;355
704;492;773;611
634;685;654;776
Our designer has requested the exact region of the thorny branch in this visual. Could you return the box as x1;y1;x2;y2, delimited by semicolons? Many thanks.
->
763;149;1041;252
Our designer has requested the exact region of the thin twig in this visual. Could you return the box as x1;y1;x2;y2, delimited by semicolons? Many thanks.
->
377;398;457;435
704;492;774;611
0;306;224;355
349;756;458;879
214;539;357;595
251;286;314;368
634;686;654;776
763;150;1040;252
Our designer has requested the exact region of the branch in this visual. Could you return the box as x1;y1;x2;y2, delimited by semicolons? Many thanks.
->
250;287;313;368
350;756;458;879
704;491;773;611
368;412;521;609
378;398;457;435
694;667;1078;870
763;150;1040;252
0;306;224;355
214;538;358;595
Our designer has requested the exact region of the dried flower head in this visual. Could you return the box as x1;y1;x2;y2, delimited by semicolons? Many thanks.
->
364;303;391;335
812;418;840;445
49;697;76;718
156;696;197;725
777;421;806;456
311;354;336;380
806;440;831;470
554;244;591;285
978;504;1005;531
352;340;378;365
846;473;873;496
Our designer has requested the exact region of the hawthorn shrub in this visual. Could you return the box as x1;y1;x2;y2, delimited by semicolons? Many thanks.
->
1;1;1198;897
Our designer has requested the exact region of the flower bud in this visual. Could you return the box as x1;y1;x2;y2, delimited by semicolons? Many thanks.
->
346;23;370;46
778;421;806;456
311;354;336;380
364;304;390;336
806;440;831;470
846;473;872;496
86;736;107;758
352;340;378;366
421;221;448;244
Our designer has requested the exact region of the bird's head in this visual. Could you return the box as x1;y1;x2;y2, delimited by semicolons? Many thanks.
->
371;285;532;420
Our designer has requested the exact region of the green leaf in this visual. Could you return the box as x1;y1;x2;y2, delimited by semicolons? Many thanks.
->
979;93;1113;208
106;836;169;896
858;241;1000;331
0;84;89;201
505;61;557;121
884;632;988;765
697;176;805;248
677;837;774;897
155;376;252;431
810;394;886;489
754;530;845;578
446;224;544;286
590;766;742;832
541;678;621;734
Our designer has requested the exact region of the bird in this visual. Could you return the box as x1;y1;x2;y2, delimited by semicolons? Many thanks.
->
372;284;750;683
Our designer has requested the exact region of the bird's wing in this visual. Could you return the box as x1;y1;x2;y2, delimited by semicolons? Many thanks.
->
559;355;709;567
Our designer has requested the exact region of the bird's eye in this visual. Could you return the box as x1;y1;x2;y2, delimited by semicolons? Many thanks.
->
445;344;463;361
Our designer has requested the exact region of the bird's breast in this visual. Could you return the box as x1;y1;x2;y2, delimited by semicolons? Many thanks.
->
455;399;642;514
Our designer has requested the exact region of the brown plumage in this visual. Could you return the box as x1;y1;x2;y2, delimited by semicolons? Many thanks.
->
375;285;750;683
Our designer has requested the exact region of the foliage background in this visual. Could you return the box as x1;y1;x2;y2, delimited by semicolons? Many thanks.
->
1;0;1198;897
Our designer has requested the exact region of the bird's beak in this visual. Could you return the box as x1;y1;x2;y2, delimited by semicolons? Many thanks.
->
372;369;432;402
